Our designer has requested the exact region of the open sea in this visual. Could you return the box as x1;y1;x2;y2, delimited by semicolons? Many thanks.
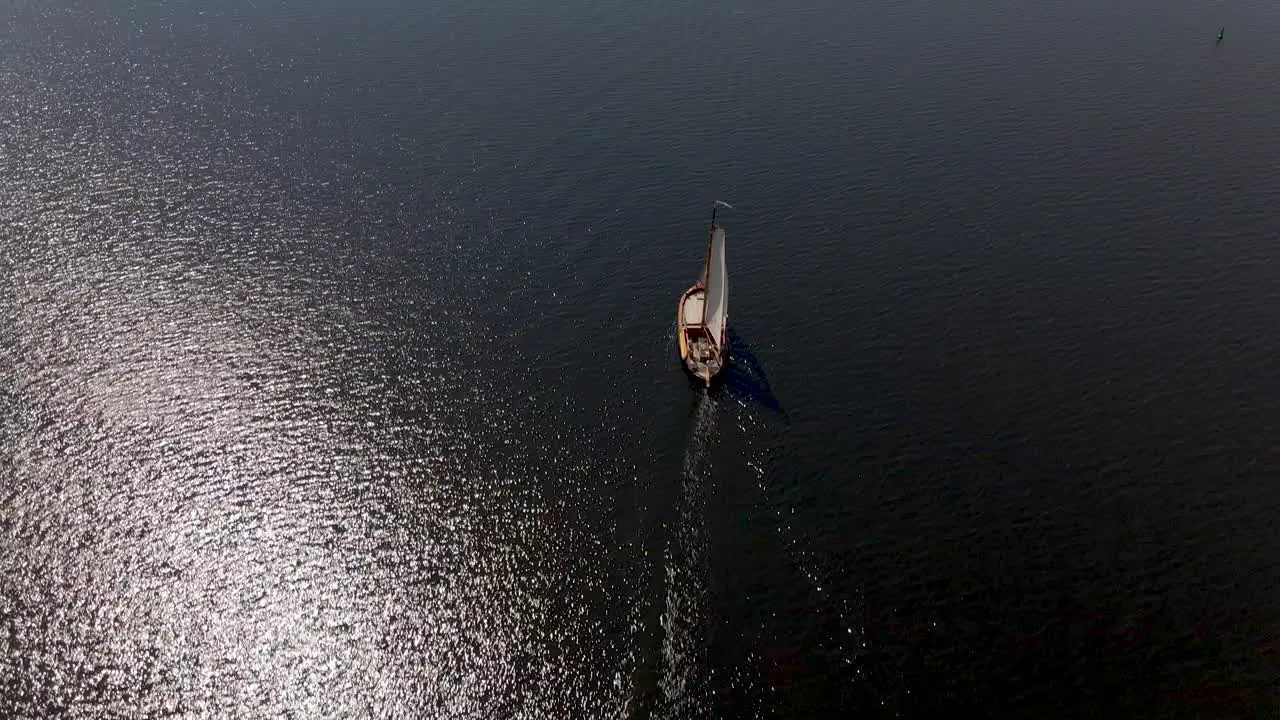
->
3;0;1279;717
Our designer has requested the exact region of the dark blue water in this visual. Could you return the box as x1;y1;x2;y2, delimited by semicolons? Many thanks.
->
3;1;1279;717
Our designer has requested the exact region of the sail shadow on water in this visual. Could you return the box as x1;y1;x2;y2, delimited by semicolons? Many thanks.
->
719;328;786;421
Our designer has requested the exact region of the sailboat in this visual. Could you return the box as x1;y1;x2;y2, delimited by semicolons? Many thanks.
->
677;201;731;385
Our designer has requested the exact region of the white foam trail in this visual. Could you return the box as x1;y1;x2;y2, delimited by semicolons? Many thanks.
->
654;392;717;719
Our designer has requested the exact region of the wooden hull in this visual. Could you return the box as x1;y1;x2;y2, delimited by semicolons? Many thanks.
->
676;282;728;385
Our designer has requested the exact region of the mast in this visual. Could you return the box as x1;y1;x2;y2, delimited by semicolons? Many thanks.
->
700;225;714;303
710;199;732;228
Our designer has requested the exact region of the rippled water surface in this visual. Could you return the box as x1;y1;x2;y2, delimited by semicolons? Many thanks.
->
3;0;1280;717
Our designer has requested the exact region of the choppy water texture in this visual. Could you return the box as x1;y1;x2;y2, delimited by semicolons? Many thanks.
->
3;0;1280;717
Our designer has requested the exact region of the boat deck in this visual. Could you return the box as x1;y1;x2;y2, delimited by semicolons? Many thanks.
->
678;284;724;383
682;290;706;327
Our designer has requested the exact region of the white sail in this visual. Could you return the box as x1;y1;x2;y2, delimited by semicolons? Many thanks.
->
702;227;728;346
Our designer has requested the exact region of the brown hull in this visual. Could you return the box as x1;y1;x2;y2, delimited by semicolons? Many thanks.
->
676;282;727;385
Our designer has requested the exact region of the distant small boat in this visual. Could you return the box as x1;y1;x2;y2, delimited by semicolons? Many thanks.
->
1217;26;1225;41
677;201;731;385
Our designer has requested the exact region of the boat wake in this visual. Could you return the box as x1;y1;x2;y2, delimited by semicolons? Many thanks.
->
648;391;718;720
636;328;864;716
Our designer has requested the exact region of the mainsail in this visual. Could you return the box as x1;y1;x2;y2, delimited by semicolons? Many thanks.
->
702;227;728;346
